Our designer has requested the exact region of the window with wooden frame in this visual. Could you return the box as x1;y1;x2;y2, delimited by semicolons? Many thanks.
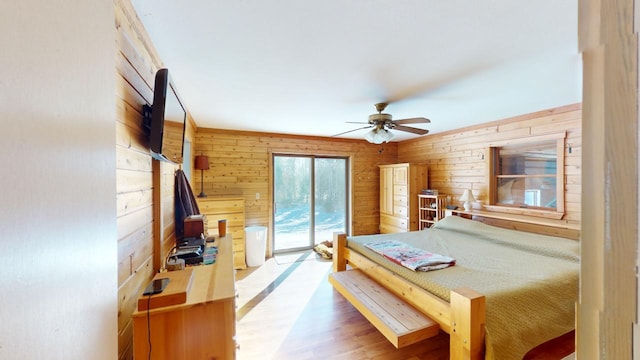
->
486;132;566;219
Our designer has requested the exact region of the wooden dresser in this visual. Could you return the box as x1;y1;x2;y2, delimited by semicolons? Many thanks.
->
197;197;247;269
379;163;428;233
132;235;237;359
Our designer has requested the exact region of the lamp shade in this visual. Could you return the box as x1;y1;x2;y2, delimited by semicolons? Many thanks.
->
194;155;210;170
459;189;475;202
365;128;394;144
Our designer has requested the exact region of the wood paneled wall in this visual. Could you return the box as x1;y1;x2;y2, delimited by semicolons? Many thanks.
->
194;104;581;255
194;129;398;244
398;103;582;225
115;1;197;358
117;1;582;357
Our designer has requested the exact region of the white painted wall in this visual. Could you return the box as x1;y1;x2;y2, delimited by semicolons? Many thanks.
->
0;1;117;359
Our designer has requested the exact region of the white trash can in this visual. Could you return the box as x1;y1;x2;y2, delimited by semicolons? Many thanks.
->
245;226;268;267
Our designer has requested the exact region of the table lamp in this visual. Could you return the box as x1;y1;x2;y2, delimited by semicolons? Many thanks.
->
194;154;210;198
459;189;475;212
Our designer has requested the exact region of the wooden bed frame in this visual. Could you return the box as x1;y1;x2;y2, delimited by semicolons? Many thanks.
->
331;232;486;359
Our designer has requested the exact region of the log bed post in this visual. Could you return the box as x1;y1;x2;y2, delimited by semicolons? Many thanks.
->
450;287;486;360
333;232;347;272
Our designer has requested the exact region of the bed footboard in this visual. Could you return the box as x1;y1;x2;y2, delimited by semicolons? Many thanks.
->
331;232;485;359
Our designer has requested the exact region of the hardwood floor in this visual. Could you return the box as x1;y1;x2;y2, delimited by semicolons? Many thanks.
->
235;252;574;360
235;252;447;359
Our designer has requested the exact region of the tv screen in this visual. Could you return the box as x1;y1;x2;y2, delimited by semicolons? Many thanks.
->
149;68;186;164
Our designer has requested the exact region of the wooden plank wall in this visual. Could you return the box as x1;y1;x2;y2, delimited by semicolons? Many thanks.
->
194;104;581;254
114;1;197;359
397;103;582;226
194;129;398;246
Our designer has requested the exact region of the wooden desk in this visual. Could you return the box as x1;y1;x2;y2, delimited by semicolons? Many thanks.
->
449;209;580;240
132;235;236;360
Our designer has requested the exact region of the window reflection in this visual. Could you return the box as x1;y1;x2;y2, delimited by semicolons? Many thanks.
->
495;140;558;210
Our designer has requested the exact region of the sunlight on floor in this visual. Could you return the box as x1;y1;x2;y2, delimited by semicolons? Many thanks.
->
235;253;333;360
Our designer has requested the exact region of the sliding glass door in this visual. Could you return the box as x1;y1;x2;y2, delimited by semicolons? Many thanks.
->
273;155;348;253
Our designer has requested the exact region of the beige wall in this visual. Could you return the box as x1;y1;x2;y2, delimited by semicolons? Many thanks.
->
0;0;117;359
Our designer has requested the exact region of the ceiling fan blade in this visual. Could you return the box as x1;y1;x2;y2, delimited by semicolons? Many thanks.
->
393;125;429;135
374;63;495;104
345;121;370;124
331;125;373;137
393;117;431;125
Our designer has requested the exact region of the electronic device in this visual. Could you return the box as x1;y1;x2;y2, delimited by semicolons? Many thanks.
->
184;214;207;238
170;252;204;265
182;256;204;265
177;236;205;250
143;278;170;296
174;246;202;258
143;68;186;164
172;248;204;265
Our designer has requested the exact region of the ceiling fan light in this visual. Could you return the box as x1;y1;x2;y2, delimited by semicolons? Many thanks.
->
364;128;378;143
365;128;394;144
380;129;394;142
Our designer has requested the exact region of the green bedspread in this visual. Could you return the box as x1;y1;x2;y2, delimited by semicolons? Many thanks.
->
347;215;579;360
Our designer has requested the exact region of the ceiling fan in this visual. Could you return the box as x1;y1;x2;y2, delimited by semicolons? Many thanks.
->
334;103;430;144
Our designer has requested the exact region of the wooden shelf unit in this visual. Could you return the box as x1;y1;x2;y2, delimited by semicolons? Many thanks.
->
418;194;447;230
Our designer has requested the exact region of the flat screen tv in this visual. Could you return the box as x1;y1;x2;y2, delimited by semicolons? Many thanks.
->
146;68;186;164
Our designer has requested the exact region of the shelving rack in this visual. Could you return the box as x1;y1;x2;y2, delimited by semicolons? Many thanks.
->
418;194;447;230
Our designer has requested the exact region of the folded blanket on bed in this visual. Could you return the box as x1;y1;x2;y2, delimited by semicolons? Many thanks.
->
365;240;455;271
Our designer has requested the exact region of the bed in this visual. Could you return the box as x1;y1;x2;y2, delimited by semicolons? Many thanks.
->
331;215;579;359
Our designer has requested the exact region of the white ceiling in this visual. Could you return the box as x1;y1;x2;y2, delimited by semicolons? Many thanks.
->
131;0;581;142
